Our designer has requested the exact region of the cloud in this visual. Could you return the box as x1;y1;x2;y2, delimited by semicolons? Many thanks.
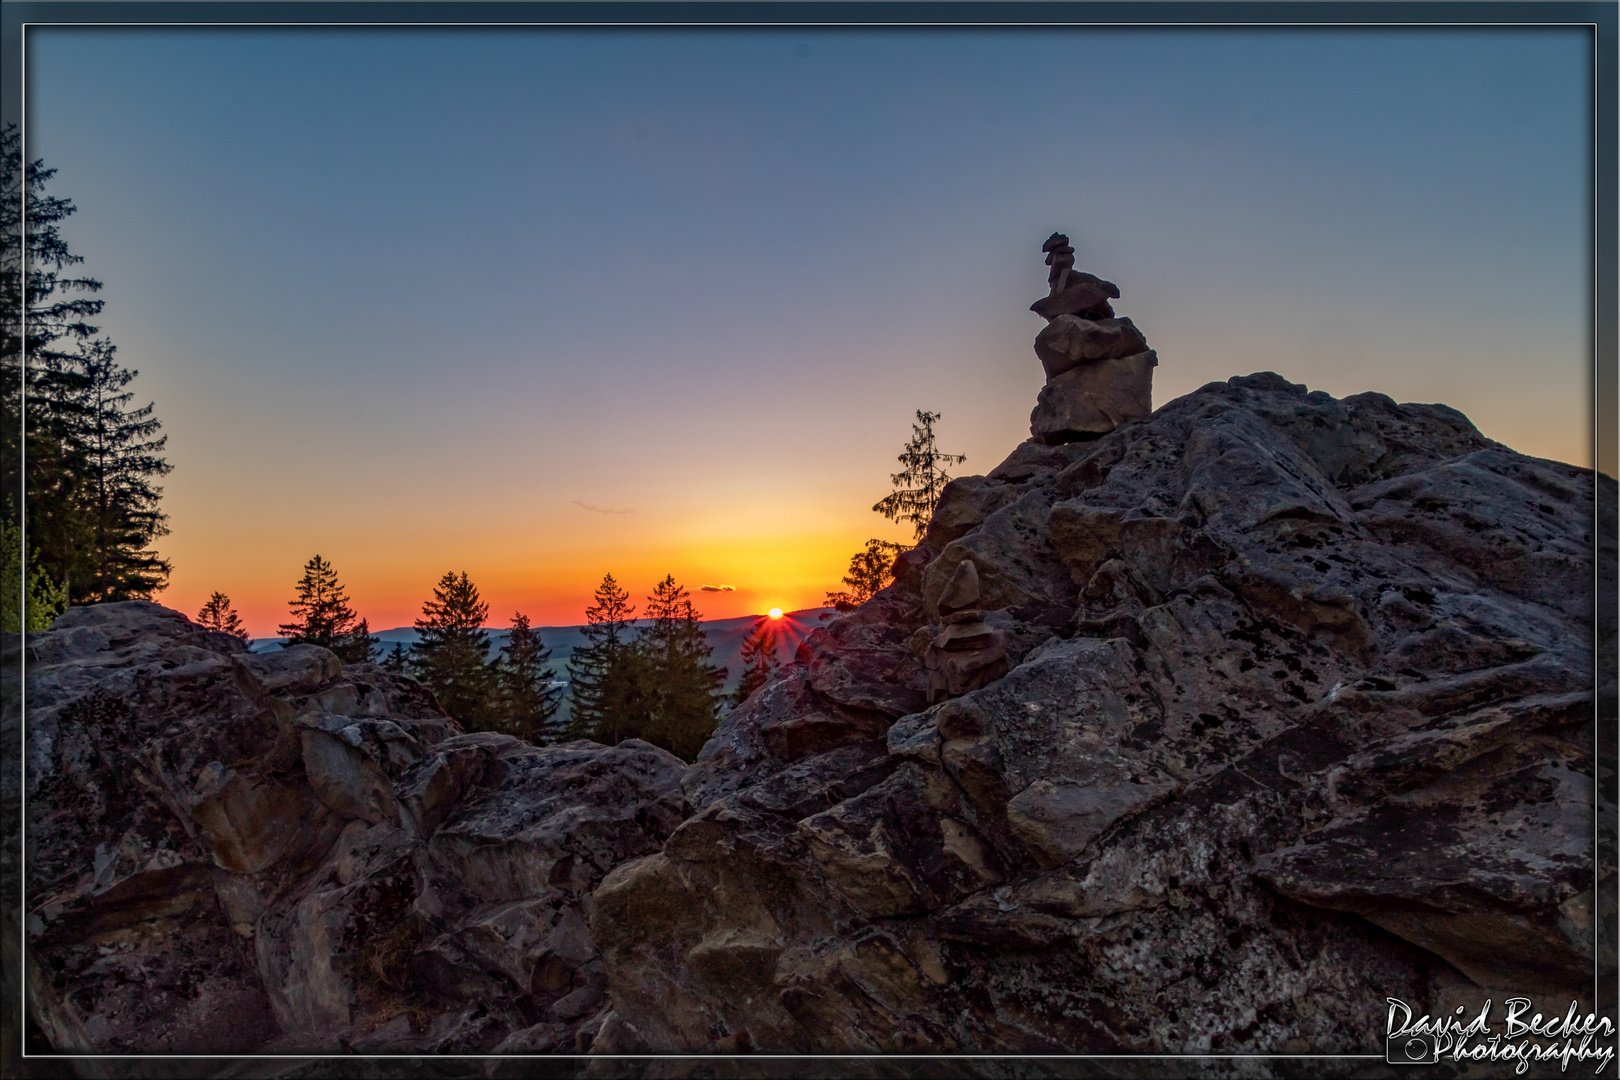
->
572;500;633;515
700;584;735;592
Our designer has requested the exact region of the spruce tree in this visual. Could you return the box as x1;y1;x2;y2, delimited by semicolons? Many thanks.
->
496;611;563;743
279;555;373;662
824;538;905;612
3;124;172;604
196;591;250;641
1;122;104;531
345;617;377;665
381;642;409;673
72;338;170;600
567;573;639;744
636;574;725;761
412;570;496;728
872;410;965;541
732;616;781;705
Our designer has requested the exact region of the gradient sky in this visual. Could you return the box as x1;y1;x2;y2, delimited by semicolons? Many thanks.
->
22;25;1593;635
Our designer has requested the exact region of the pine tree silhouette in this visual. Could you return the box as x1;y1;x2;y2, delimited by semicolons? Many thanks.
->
279;555;373;663
872;410;964;541
196;591;249;641
497;611;563;743
412;571;496;728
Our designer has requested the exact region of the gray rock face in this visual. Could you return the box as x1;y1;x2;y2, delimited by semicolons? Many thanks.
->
18;601;687;1057
588;373;1609;1055
1034;315;1149;380
11;373;1608;1068
1030;348;1158;444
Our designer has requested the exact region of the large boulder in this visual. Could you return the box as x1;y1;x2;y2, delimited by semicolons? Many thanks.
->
19;601;687;1060
1029;349;1158;444
589;373;1609;1055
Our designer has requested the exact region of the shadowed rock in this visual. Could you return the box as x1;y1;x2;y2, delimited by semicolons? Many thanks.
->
19;601;687;1059
587;373;1607;1055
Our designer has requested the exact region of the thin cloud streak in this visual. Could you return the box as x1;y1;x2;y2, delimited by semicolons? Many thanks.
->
700;584;736;592
572;500;634;515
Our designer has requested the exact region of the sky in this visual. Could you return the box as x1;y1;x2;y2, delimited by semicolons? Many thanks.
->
22;25;1594;636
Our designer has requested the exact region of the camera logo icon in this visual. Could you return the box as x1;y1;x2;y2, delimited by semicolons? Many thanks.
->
1387;1032;1440;1065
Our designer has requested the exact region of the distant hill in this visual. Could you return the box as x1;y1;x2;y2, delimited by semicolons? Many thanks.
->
251;607;842;697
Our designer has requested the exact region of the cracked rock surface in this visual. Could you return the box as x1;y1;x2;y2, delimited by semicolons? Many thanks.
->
18;601;686;1060
9;371;1610;1073
589;373;1608;1056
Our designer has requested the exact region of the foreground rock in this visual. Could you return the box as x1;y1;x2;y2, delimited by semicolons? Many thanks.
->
590;373;1608;1055
21;601;686;1059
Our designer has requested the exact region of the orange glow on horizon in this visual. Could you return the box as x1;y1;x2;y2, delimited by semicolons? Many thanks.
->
158;525;914;639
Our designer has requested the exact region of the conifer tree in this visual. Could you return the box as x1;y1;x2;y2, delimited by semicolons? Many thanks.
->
872;410;965;541
3;125;172;603
196;591;250;641
732;616;781;705
635;574;725;761
1;122;104;530
381;642;409;673
72;338;170;600
824;538;905;612
346;617;377;665
567;573;640;744
412;570;496;728
1;518;66;632
280;555;373;662
496;611;563;743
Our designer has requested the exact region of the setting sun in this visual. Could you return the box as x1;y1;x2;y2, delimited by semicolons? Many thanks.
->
768;608;783;619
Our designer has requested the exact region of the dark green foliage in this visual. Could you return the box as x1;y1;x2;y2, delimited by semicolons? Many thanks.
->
62;339;171;600
566;572;723;759
381;642;409;673
344;617;377;665
496;611;564;743
195;591;249;641
412;570;496;728
634;575;726;760
279;555;375;663
732;616;781;705
825;538;905;612
1;518;66;631
2;123;171;604
871;409;964;541
567;573;639;744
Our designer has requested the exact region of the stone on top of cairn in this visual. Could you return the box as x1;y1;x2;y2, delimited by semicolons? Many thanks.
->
1027;232;1156;445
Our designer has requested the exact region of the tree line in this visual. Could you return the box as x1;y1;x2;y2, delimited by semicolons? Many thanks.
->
2;124;171;631
195;559;747;762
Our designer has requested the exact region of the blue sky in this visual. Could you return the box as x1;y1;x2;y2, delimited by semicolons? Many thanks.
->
22;25;1593;631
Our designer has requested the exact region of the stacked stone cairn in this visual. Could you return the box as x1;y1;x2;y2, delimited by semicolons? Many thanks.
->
1027;232;1157;443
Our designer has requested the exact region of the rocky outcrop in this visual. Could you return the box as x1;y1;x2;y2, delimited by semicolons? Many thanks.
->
11;373;1608;1069
1028;233;1157;444
589;372;1609;1055
19;601;686;1059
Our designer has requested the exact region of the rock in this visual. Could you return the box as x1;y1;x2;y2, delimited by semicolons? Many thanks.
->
936;559;981;614
19;600;691;1059
1033;315;1150;380
15;368;1607;1064
1030;271;1120;321
589;372;1606;1054
1030;348;1157;444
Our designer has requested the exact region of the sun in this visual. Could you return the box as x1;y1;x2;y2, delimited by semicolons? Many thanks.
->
768;608;783;619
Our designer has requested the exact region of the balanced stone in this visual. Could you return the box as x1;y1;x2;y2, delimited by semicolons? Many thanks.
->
1030;270;1120;321
1029;349;1157;444
1034;315;1149;381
